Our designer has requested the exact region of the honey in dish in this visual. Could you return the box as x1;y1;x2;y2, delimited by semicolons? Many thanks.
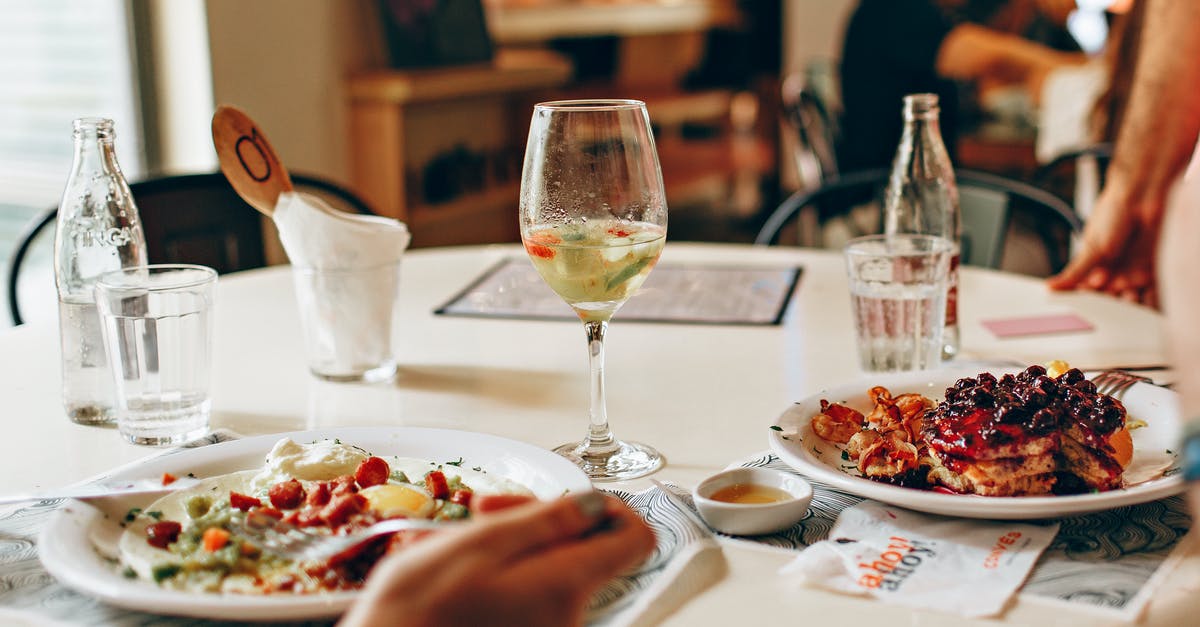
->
708;483;792;504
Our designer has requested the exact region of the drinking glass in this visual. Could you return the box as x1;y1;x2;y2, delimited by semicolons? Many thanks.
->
519;100;668;481
95;264;217;445
844;234;953;372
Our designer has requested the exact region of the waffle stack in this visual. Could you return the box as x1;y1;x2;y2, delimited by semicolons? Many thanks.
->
922;367;1128;496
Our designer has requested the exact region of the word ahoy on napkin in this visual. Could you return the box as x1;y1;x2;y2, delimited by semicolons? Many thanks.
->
779;501;1059;618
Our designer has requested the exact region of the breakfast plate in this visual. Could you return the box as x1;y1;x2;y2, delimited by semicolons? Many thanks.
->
768;368;1184;519
38;427;592;621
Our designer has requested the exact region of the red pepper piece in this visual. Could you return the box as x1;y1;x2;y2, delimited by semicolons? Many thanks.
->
524;242;555;259
322;493;368;528
146;520;182;549
306;482;331;507
230;491;261;511
355;457;390;488
424;470;450;500
449;489;472;507
268;479;306;510
331;475;358;496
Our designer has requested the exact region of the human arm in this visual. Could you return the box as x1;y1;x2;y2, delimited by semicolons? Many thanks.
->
1048;0;1200;305
339;492;656;627
936;22;1084;105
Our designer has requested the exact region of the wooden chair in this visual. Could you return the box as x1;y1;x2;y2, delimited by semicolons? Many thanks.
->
6;171;374;326
753;168;1083;275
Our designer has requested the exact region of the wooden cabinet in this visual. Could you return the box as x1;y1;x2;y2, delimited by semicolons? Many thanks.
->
347;1;776;247
346;48;571;248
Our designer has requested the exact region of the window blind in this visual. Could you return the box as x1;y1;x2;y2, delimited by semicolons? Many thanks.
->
0;0;144;211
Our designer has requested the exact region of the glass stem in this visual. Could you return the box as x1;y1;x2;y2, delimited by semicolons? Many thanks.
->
583;320;618;455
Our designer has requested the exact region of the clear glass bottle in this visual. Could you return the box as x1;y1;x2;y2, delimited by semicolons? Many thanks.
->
883;93;960;360
54;117;147;425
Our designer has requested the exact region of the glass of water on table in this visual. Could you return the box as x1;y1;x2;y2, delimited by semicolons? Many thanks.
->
95;264;217;445
844;235;952;372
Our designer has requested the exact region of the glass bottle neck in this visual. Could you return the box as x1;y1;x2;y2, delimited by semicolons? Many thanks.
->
71;118;122;175
902;93;940;121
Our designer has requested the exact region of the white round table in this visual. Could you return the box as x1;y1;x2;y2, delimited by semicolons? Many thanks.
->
0;242;1190;627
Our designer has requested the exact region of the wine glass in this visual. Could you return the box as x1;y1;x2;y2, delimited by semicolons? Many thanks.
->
519;100;668;481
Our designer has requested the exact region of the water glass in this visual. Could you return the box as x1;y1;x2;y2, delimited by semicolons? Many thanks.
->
95;264;217;445
844;234;952;372
292;261;400;383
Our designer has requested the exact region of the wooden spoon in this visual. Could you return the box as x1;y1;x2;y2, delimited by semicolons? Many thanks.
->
211;104;294;216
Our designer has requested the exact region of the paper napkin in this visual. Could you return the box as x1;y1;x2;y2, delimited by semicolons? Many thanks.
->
779;501;1059;618
273;192;410;372
273;191;409;269
591;483;728;627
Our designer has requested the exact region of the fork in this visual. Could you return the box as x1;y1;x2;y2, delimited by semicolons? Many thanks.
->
236;510;457;562
1091;369;1154;399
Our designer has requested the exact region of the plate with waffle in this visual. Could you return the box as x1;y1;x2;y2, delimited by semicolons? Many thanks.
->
768;364;1184;519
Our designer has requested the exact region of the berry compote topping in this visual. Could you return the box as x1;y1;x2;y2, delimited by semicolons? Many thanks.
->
925;365;1125;456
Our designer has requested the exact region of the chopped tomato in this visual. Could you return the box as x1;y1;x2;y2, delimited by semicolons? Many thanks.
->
145;521;182;549
449;489;472;507
322;493;368;527
268;479;306;510
607;227;632;237
161;472;177;486
306;482;331;507
331;475;358;496
424;470;450;500
523;231;561;260
524;242;555;259
202;527;230;552
355;457;390;488
230;491;261;511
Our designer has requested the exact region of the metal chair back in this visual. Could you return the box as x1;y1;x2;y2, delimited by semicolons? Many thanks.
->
6;171;375;325
753;168;1083;275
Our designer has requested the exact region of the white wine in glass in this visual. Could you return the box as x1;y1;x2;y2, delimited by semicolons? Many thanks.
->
519;100;668;481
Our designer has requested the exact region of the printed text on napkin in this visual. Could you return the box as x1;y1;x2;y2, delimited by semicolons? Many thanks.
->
779;501;1058;617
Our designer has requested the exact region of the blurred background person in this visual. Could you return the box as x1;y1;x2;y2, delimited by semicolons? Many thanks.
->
838;0;1086;174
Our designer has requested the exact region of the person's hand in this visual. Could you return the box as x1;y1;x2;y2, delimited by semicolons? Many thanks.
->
339;492;656;627
1047;175;1163;307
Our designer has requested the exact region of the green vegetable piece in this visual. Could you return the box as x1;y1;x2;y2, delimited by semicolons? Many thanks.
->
389;470;410;484
436;502;469;520
123;507;142;523
604;257;651;291
152;563;181;582
186;495;213;519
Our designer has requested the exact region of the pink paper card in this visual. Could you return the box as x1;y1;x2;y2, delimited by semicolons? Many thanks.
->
981;313;1094;338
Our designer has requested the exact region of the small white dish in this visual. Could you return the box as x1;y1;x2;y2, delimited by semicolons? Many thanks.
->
692;467;812;536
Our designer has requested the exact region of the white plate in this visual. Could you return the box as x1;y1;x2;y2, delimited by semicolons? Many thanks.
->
768;368;1185;519
38;427;592;621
